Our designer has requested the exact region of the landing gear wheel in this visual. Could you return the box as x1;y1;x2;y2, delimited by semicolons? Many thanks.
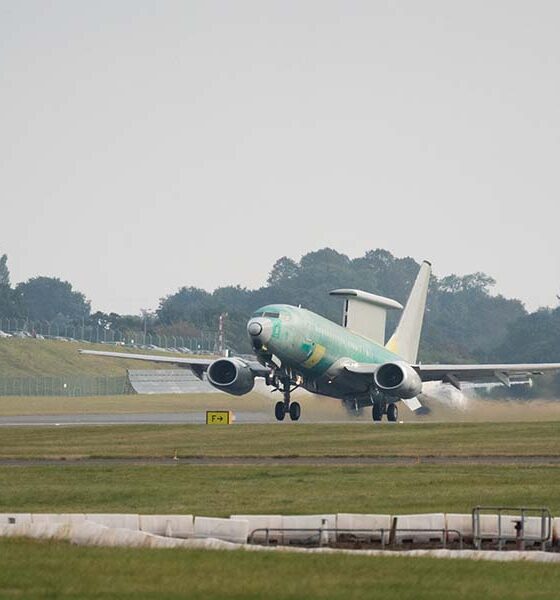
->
289;401;301;421
372;402;384;422
275;401;286;421
387;403;398;422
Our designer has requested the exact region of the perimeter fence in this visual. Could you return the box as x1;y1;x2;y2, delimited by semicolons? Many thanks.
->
0;318;219;353
0;376;131;397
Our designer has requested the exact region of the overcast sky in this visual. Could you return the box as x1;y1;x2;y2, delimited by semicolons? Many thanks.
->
1;1;559;314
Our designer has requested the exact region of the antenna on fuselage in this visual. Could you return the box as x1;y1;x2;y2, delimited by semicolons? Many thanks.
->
329;289;403;345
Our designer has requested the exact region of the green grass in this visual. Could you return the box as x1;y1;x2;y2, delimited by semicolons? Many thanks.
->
0;338;208;377
3;423;560;599
2;422;560;459
1;464;559;515
1;538;560;600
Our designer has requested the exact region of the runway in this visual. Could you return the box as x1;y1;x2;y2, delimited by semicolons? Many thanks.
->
0;411;272;426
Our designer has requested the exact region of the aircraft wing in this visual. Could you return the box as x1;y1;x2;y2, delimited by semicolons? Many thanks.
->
79;349;271;380
79;349;215;379
413;363;560;389
345;361;560;390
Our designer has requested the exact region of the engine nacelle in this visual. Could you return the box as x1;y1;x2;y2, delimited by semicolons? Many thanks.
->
374;361;422;399
207;358;255;396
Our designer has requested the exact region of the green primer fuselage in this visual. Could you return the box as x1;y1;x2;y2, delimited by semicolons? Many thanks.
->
251;304;402;399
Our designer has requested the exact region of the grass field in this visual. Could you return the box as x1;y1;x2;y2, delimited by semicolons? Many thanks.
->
2;421;560;459
3;422;560;599
3;422;560;514
1;463;560;515
0;338;209;377
3;538;560;600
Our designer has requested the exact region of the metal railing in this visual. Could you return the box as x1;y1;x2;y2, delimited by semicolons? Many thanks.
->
0;376;131;397
472;506;552;551
0;318;219;353
247;527;464;550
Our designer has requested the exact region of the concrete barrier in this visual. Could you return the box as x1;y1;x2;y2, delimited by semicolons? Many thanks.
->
0;511;550;550
139;515;193;538
31;514;86;526
85;514;140;530
336;514;392;541
4;518;560;561
445;514;472;541
553;518;560;544
0;513;32;526
194;517;249;544
280;515;337;544
230;515;283;543
0;521;68;540
392;513;446;543
72;522;184;548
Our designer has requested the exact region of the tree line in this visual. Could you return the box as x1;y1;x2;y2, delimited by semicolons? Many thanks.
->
1;249;558;395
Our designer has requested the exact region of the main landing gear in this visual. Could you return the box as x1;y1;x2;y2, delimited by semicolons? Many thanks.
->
275;400;301;421
371;397;399;422
272;374;301;422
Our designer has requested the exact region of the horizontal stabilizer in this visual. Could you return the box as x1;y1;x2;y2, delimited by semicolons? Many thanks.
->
402;397;422;411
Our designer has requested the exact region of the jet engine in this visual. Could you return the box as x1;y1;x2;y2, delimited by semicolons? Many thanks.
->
374;361;422;399
207;358;255;396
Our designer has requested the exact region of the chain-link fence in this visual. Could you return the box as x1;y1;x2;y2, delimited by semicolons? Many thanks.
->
0;376;131;397
0;318;219;353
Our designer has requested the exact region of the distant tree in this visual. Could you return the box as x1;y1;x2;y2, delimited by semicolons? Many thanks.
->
17;277;90;321
212;286;253;312
487;306;560;398
152;247;550;367
439;272;496;294
0;254;23;319
157;287;217;328
422;271;525;362
492;307;560;363
0;254;10;286
267;257;300;286
0;284;23;319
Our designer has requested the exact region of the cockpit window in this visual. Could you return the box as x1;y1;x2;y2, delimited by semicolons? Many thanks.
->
263;311;280;318
252;311;264;317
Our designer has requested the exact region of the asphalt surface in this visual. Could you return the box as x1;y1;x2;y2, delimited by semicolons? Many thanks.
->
1;412;558;466
0;412;272;426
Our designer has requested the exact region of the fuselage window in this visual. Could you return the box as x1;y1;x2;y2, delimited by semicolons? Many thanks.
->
263;312;280;318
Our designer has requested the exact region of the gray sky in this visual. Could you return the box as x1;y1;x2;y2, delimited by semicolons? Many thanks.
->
1;1;559;314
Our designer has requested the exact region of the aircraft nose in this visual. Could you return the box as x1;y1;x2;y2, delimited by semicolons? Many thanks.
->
247;321;262;336
247;318;272;344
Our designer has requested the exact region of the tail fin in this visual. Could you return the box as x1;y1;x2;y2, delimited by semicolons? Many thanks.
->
385;261;431;363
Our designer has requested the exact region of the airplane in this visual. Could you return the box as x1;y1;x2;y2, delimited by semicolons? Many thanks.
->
80;261;560;422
